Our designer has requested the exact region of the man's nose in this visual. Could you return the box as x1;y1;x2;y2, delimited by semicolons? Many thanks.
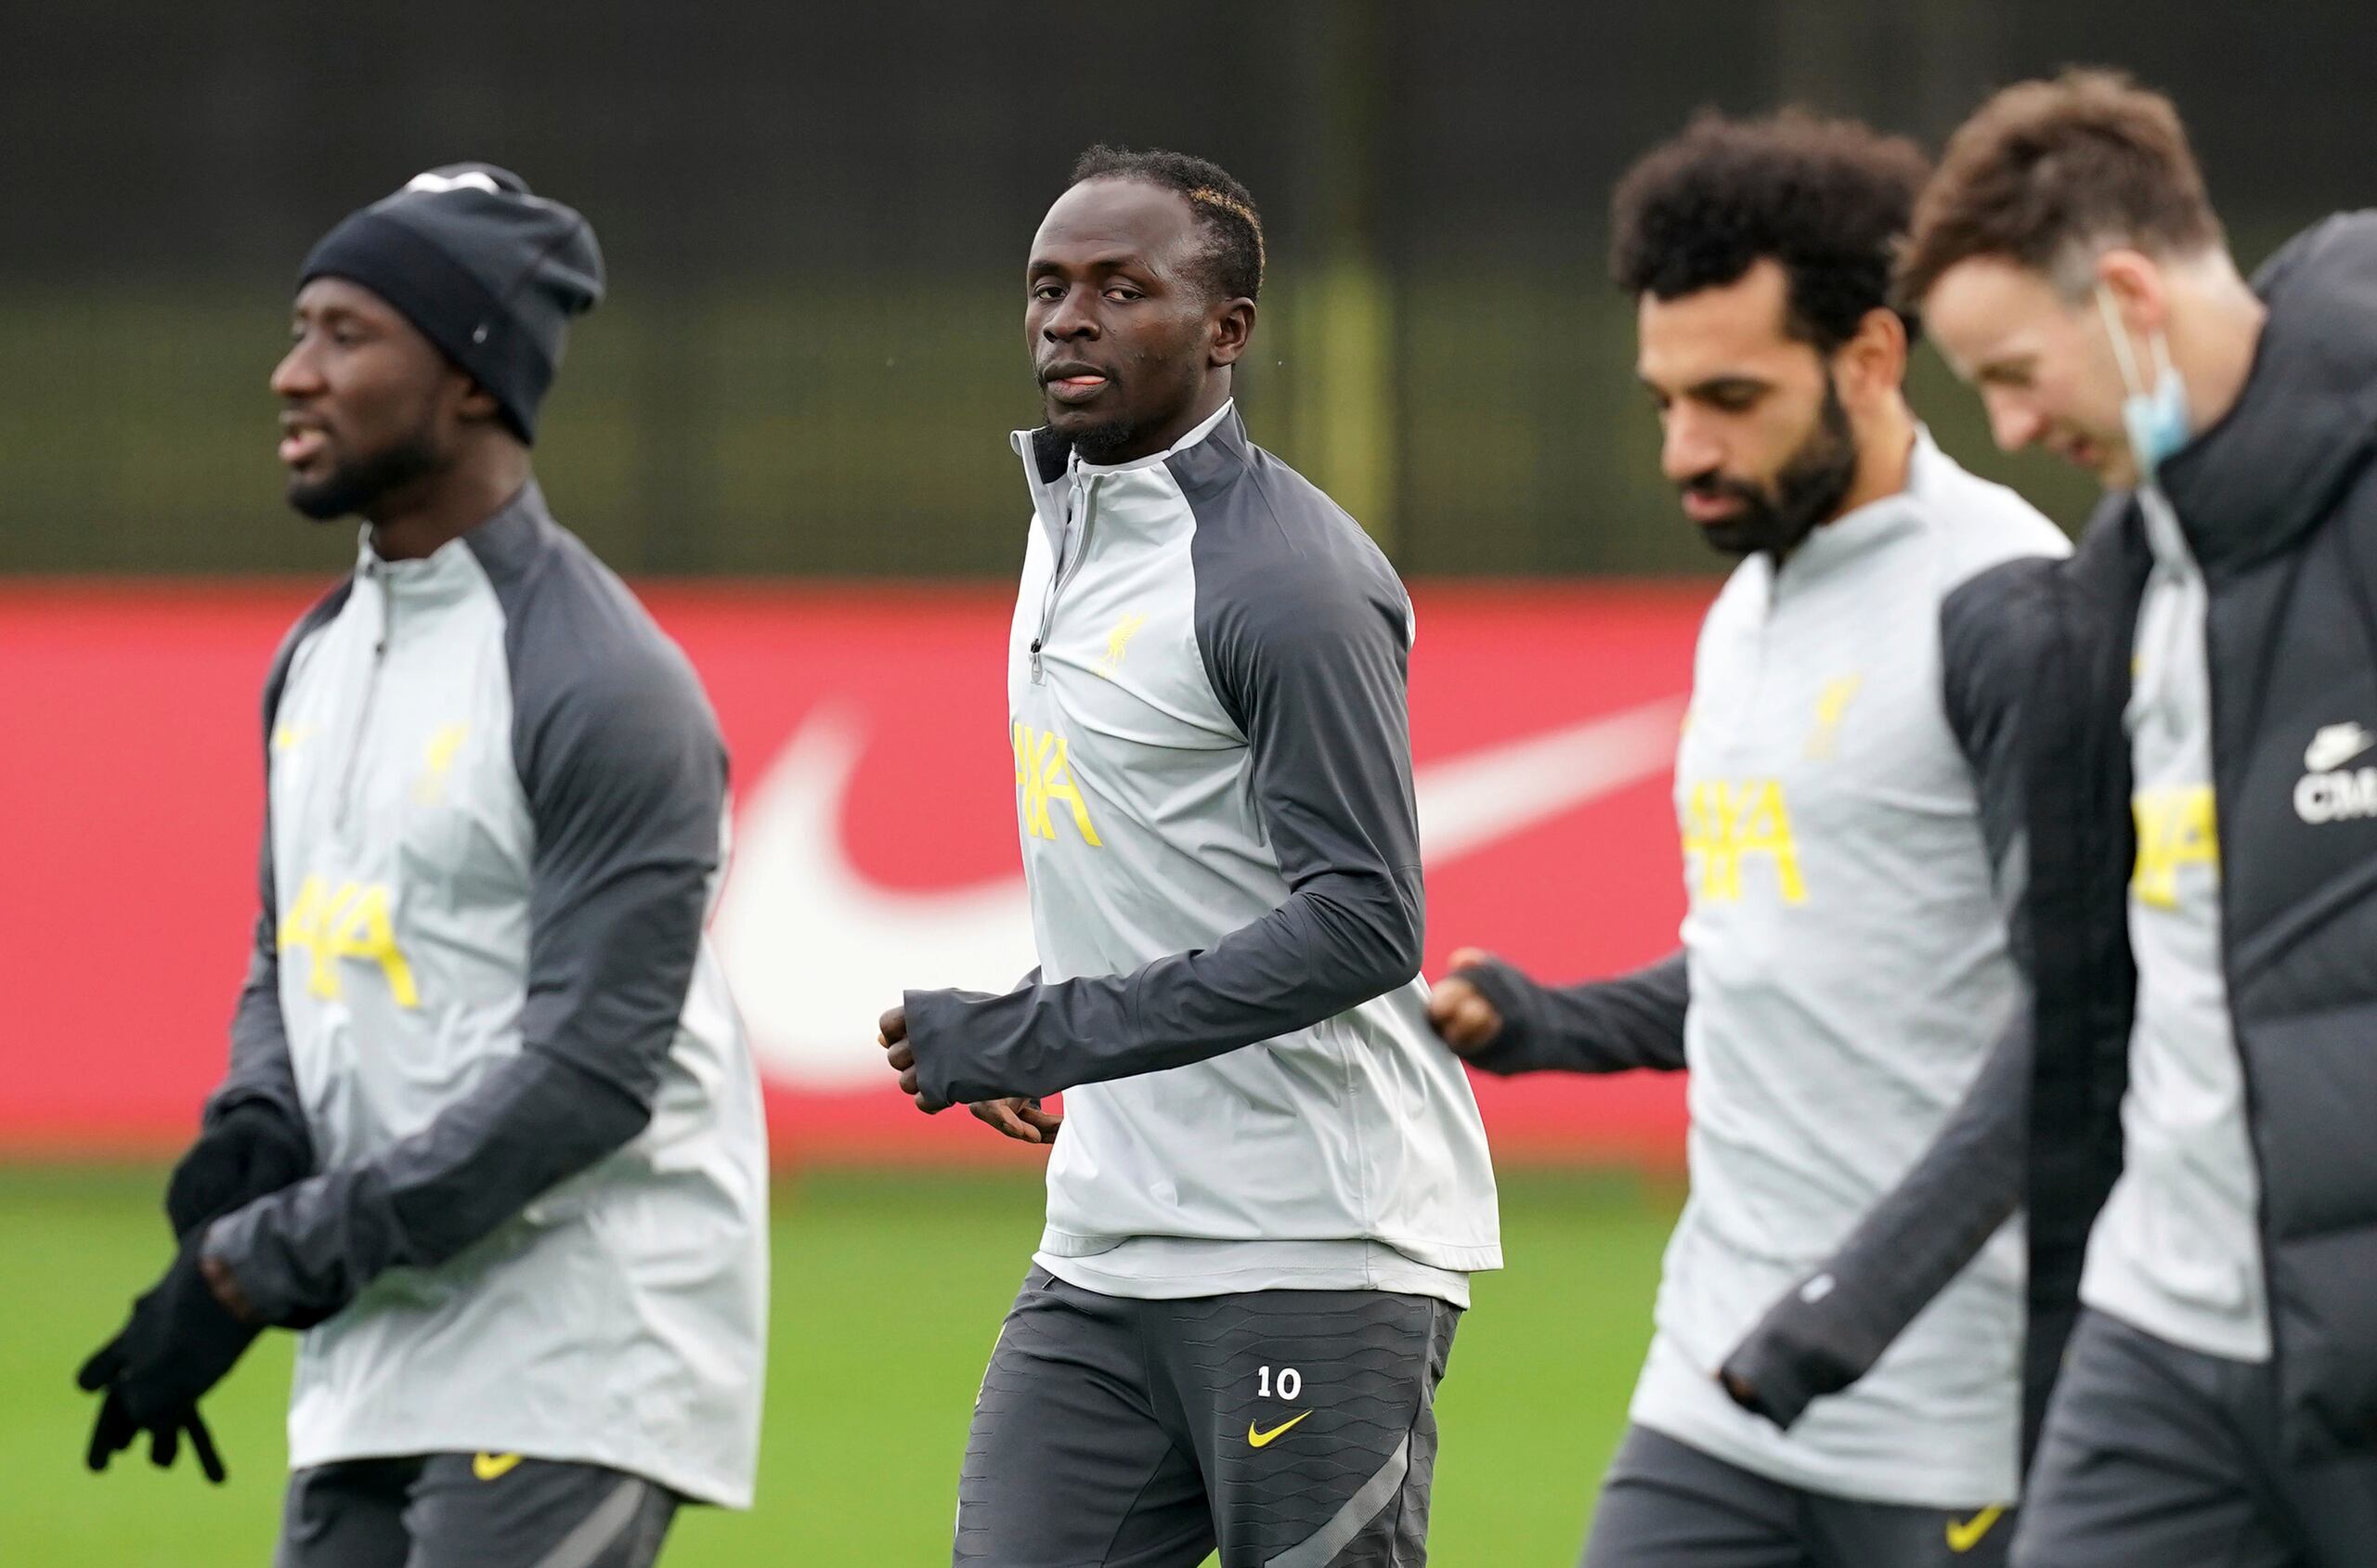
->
270;340;323;399
1041;283;1100;341
1984;394;2042;453
1660;413;1722;485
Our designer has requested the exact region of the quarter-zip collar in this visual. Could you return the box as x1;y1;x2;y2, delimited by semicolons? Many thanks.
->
1074;397;1236;475
354;480;551;608
1011;403;1246;687
330;483;546;837
1011;400;1240;559
1765;424;1939;593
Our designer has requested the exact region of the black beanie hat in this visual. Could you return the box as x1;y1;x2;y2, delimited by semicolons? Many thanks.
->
299;164;604;445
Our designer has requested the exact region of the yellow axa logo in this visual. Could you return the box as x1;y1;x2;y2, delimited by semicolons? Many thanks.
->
1945;1504;2005;1553
1014;721;1102;847
278;875;421;1007
472;1452;523;1483
2133;785;2217;909
1682;778;1806;904
1246;1410;1311;1448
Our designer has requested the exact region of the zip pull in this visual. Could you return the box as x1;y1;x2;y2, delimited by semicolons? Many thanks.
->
1029;473;1100;686
336;573;396;837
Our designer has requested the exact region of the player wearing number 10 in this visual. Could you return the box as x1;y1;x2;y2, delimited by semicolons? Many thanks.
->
878;146;1500;1567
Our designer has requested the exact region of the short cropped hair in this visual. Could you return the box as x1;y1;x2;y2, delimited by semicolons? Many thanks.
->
1069;145;1265;304
1899;69;2223;305
1611;109;1931;351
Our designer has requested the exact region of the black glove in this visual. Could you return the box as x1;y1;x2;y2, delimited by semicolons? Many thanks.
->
1715;1271;1888;1431
78;1243;262;1479
164;1101;313;1240
83;1386;227;1484
1443;959;1551;1075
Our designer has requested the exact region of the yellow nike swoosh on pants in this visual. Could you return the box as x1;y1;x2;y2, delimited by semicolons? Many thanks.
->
473;1452;524;1483
1246;1411;1311;1448
1946;1504;2006;1553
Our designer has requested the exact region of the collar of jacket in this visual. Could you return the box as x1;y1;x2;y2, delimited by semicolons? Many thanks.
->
1157;403;1251;505
350;479;550;601
1012;404;1252;485
1009;405;1254;547
1770;423;1943;587
2150;212;2377;573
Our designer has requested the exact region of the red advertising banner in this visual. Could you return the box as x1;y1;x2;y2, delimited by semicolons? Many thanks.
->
0;579;1708;1166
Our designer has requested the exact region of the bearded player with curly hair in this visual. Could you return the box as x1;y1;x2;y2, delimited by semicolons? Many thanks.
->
1425;112;2068;1567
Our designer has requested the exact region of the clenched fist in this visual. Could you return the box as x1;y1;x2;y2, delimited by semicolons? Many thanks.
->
878;1004;950;1114
1426;948;1506;1055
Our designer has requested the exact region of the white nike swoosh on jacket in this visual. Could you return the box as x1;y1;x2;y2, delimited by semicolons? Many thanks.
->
712;696;1684;1086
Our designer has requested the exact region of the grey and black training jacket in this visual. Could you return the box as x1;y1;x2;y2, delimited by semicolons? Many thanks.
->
903;404;1500;1302
1726;212;2377;1469
199;483;768;1506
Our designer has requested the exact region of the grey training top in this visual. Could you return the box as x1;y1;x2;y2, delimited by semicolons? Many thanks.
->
903;404;1500;1303
1469;434;2066;1508
201;484;768;1507
2078;486;2271;1362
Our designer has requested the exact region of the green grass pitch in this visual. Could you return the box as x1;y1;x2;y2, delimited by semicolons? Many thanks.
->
0;1166;1677;1564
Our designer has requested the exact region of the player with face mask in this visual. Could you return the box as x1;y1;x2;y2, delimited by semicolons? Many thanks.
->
1724;71;2377;1568
1425;112;2068;1567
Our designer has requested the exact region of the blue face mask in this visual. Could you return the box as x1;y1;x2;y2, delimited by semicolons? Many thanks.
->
2096;284;2191;483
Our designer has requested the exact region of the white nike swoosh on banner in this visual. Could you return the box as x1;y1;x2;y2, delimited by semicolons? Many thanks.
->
713;696;1686;1086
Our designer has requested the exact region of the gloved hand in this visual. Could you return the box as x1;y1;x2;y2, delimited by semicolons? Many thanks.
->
77;1241;262;1481
83;1387;227;1484
164;1101;313;1240
1427;954;1547;1074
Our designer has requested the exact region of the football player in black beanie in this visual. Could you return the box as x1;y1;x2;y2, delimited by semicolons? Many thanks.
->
74;166;768;1567
272;162;602;555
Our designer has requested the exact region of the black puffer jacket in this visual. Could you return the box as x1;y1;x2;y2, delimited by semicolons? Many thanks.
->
1721;212;2377;1464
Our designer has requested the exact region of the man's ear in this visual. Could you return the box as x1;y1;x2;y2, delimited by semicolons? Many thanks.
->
453;377;505;427
1208;297;1256;369
2094;249;2171;338
1835;305;1909;408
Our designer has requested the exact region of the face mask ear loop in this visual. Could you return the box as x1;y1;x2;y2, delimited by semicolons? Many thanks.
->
2097;283;2150;398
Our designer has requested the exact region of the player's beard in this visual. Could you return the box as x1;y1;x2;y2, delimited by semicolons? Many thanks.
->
1063;414;1141;466
286;419;448;524
1683;377;1861;561
1043;366;1201;467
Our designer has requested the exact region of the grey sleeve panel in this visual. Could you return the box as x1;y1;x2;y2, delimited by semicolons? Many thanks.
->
1942;564;2044;973
904;441;1424;1106
205;580;353;1139
1457;952;1691;1076
487;512;728;1110
205;499;727;1322
1718;1008;2030;1427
